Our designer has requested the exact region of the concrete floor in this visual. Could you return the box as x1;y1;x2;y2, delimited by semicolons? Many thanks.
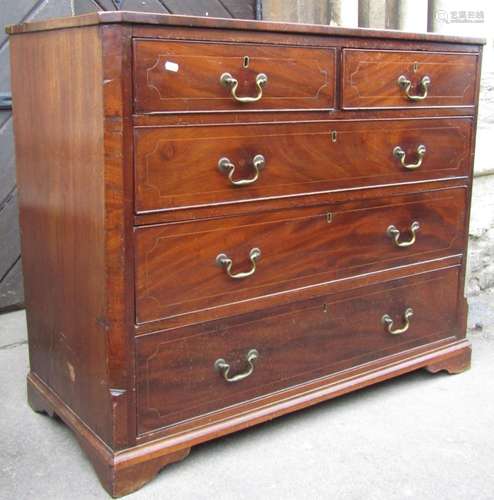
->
1;297;493;500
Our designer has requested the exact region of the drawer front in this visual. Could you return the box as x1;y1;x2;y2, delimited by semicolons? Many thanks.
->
136;267;461;434
135;188;466;324
133;40;335;113
342;49;478;109
134;118;471;213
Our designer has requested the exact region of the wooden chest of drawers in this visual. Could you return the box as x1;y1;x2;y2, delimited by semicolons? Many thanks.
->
8;11;484;497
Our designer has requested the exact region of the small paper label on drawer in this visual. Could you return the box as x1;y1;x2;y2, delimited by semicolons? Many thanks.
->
164;61;179;72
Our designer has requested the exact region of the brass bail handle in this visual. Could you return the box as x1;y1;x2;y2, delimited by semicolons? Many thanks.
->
214;349;259;383
220;72;268;103
397;74;431;101
218;154;266;186
387;221;420;248
381;308;414;335
216;247;261;279
393;144;427;170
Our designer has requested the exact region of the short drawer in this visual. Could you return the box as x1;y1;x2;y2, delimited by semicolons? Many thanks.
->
134;118;472;213
133;40;335;113
134;188;466;325
136;266;461;434
342;49;478;109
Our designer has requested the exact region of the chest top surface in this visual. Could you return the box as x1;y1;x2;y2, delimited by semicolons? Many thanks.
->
6;10;486;45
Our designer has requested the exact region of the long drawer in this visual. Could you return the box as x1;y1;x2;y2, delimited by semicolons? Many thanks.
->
133;40;335;113
136;266;461;434
342;49;478;109
135;188;466;325
134;118;472;213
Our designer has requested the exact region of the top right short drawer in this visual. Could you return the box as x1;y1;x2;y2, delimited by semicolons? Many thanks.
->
341;49;478;110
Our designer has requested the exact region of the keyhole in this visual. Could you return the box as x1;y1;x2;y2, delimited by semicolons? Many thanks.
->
243;56;250;68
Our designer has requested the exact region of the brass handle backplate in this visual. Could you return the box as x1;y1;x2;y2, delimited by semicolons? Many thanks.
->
220;72;268;103
393;144;427;170
397;75;431;101
381;308;414;335
214;349;259;383
218;154;266;186
387;221;420;248
216;247;261;279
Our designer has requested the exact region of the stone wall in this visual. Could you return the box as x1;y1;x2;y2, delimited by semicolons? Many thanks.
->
468;66;494;298
427;1;494;299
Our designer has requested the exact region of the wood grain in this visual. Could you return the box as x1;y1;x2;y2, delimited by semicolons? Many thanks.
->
425;345;471;374
8;13;483;497
27;372;191;497
136;266;460;434
10;26;113;443
0;0;73;311
26;334;472;495
133;39;335;113
0;190;20;282
218;0;257;19
161;0;232;17
100;24;137;451
134;118;472;213
342;49;479;109
135;187;467;325
6;11;486;45
72;0;256;20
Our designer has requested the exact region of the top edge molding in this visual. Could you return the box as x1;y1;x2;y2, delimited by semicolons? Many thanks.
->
5;11;486;45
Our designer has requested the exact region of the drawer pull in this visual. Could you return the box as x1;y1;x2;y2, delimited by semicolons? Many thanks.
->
218;154;266;186
381;308;414;335
215;349;259;383
220;72;268;103
387;221;420;248
216;247;261;279
397;75;431;101
393;144;426;170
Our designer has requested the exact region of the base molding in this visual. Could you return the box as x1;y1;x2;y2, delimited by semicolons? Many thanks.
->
27;339;471;497
27;373;190;497
425;343;471;374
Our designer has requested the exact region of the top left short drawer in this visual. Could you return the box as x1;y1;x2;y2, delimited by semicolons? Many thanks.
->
133;40;336;113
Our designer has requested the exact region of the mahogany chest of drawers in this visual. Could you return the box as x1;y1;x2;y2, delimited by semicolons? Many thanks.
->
8;11;484;497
